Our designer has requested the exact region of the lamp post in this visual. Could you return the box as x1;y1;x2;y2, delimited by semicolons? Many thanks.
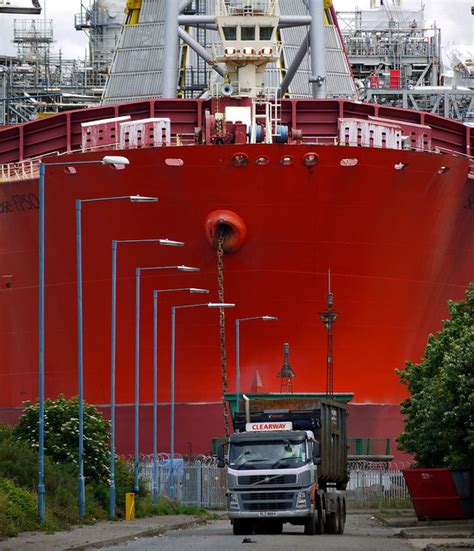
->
169;302;235;500
134;262;201;496
76;194;158;518
151;287;209;504
38;155;129;523
235;316;278;412
110;241;191;516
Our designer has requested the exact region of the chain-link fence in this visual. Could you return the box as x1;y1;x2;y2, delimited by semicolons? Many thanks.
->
139;456;411;509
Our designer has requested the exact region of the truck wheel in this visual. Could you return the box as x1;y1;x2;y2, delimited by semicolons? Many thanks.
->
324;513;337;534
232;519;252;535
325;511;337;534
324;498;340;535
337;498;346;534
303;511;317;535
315;496;325;535
326;498;341;534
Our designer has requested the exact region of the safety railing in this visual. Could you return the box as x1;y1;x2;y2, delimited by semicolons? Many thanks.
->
0;158;41;183
209;79;281;100
0;134;198;183
216;0;279;17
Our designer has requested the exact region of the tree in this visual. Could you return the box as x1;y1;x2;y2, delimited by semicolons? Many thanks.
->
15;395;111;484
397;283;474;468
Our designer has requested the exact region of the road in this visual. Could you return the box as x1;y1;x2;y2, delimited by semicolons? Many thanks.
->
104;513;414;551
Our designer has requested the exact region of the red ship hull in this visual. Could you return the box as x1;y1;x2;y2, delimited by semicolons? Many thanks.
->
0;99;472;460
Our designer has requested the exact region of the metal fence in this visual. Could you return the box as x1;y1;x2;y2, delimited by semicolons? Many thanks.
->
346;460;411;508
141;455;227;509
140;456;411;509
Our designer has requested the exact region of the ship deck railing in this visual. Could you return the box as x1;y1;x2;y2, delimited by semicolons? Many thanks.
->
0;134;194;182
1;136;473;184
0;157;42;183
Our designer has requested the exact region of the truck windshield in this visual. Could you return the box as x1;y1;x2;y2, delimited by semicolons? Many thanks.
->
229;440;306;470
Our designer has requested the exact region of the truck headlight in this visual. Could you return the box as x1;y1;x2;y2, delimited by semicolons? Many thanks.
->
228;492;239;510
296;490;307;509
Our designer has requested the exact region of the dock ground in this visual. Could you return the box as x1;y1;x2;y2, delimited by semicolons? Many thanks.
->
1;510;473;550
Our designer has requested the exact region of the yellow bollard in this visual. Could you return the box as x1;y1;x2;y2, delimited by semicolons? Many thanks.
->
125;493;135;520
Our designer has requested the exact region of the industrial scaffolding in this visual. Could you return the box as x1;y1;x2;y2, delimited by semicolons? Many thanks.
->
336;3;474;122
0;14;105;125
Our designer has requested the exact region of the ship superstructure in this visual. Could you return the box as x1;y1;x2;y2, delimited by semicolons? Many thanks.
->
102;0;357;103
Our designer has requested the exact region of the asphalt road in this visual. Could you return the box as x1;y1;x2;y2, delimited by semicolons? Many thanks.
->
104;513;414;551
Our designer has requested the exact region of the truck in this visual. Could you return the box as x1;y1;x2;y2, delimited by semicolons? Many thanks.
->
217;396;349;536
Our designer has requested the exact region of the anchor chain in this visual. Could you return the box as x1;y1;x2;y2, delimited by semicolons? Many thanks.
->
216;232;230;438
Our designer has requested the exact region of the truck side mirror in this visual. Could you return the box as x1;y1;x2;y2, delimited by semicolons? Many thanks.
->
217;444;226;468
312;441;321;465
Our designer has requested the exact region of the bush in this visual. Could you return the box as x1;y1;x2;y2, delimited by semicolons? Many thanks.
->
0;490;16;537
15;395;111;484
0;479;37;536
113;459;139;517
0;396;207;537
0;425;38;491
0;427;81;533
397;284;474;468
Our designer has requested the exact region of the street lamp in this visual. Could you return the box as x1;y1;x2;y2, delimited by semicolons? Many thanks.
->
169;302;235;500
151;287;209;504
134;262;200;496
235;316;278;412
38;155;129;524
109;241;189;517
76;195;158;518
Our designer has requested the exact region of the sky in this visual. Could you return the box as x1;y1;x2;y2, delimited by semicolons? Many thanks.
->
0;0;472;60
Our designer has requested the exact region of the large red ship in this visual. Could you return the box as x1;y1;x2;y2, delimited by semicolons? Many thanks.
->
0;0;472;461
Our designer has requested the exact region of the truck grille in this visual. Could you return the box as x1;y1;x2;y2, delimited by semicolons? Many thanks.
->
241;492;295;511
241;492;290;501
237;475;297;486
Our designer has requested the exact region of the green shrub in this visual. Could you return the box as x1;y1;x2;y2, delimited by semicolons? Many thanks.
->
110;458;137;517
0;395;208;537
397;284;474;468
0;478;37;536
0;425;43;493
15;395;111;484
0;490;17;537
0;429;82;534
